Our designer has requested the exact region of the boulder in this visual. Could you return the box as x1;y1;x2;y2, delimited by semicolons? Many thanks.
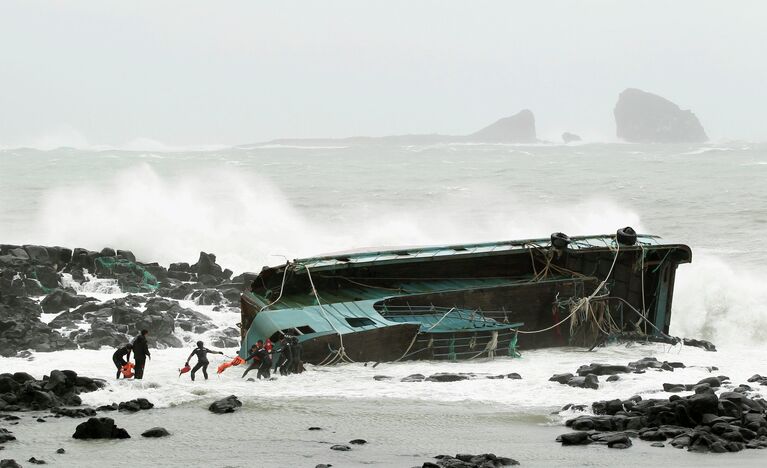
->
558;431;591;445
40;289;93;314
425;373;471;383
192;289;225;305
208;395;242;414
470;110;536;143
118;398;154;412
72;417;130;439
401;374;425;383
549;373;574;384
141;427;170;438
576;364;631;376
330;445;350;451
566;374;599;390
614;88;707;143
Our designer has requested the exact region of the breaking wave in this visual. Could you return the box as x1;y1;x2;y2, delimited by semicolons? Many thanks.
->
6;164;767;346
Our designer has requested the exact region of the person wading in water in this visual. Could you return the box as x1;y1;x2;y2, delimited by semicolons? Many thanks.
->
185;341;224;381
132;329;150;379
112;343;132;379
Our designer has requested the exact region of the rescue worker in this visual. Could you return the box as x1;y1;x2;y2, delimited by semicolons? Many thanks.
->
276;336;293;376
185;341;223;381
241;344;261;378
132;329;150;379
112;343;133;379
243;340;272;379
291;335;304;374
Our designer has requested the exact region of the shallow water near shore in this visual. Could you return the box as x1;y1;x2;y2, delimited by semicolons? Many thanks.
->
2;397;766;467
3;342;767;466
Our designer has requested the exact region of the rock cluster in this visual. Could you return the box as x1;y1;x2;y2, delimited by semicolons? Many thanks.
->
0;370;104;412
0;244;242;356
558;382;767;453
396;372;522;383
549;357;684;390
416;453;519;467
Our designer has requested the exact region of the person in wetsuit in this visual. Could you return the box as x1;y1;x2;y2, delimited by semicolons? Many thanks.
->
112;343;133;379
132;329;150;379
241;342;262;378
290;335;304;374
185;341;224;381
243;340;272;379
276;336;293;376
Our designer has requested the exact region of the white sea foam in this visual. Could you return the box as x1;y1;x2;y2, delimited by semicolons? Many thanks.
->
22;164;643;274
2;337;765;412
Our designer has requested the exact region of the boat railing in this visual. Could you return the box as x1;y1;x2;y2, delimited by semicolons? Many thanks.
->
377;303;513;325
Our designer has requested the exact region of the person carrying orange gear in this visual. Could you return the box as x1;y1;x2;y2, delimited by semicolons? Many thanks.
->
112;343;133;379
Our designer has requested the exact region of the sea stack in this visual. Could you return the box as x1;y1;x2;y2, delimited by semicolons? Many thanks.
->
470;109;537;143
614;88;707;143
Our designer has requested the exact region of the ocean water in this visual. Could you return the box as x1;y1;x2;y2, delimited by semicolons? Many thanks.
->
1;142;767;466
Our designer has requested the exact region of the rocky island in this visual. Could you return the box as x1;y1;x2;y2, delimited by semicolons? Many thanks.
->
614;88;708;143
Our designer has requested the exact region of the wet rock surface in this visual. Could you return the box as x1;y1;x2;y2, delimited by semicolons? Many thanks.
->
117;398;154;412
141;427;170;438
557;384;767;453
1;244;239;354
416;453;519;467
0;370;104;412
72;417;130;439
208;395;242;414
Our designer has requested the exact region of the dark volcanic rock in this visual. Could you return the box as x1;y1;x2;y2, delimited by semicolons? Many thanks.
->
470;109;536;143
72;417;130;439
683;338;717;352
549;373;574;384
0;295;77;356
118;398;154;412
426;453;519;467
425;373;471;383
401;374;426;383
141;427;170;438
0;460;22;468
208;395;242;414
614;88;707;143
40;289;94;314
0;428;16;444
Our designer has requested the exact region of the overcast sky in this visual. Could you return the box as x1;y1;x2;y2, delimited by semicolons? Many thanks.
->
1;0;765;147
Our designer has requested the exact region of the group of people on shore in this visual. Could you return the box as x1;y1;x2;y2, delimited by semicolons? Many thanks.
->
241;335;304;380
110;329;303;381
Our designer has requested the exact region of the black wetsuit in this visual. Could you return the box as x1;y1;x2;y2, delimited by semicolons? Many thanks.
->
276;340;292;375
290;337;303;374
112;346;132;379
242;348;260;378
132;334;150;379
187;347;221;381
244;348;272;379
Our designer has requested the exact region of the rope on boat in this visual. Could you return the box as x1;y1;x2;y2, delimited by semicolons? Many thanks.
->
425;307;457;331
259;261;291;312
518;242;621;334
302;262;355;365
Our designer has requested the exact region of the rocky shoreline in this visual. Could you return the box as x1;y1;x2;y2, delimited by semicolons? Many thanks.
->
1;244;245;357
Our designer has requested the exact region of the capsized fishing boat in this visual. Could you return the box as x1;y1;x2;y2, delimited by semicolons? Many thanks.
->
239;229;691;364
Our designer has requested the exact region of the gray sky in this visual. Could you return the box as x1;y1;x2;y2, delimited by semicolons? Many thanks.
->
1;0;765;147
